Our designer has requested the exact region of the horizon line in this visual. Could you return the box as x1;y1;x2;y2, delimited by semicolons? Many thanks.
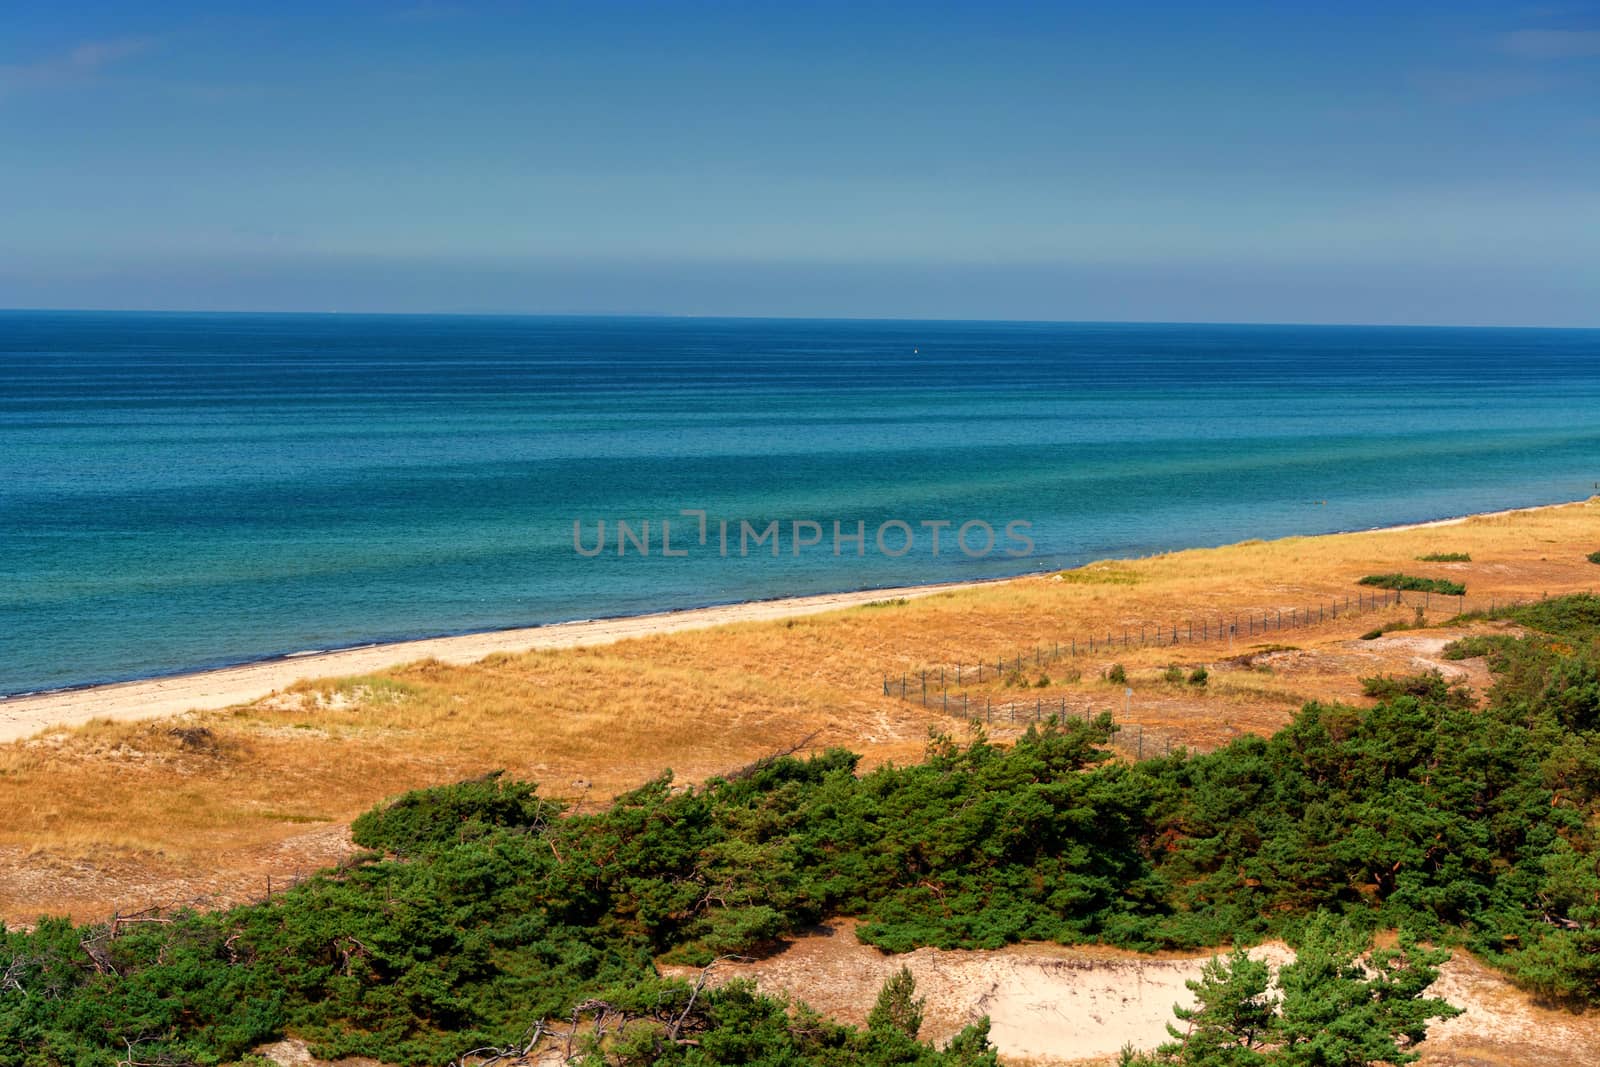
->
2;306;1596;333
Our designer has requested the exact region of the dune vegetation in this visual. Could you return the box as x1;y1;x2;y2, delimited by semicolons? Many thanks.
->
1;500;1598;927
5;593;1600;1065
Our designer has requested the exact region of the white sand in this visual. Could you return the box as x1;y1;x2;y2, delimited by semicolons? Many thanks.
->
663;925;1294;1062
0;579;987;743
673;922;1600;1065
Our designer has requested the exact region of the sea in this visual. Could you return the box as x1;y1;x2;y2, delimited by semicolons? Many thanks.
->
2;311;1597;696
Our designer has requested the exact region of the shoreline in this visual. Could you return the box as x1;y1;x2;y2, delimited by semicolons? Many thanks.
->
2;573;1037;702
0;578;998;744
3;495;1591;744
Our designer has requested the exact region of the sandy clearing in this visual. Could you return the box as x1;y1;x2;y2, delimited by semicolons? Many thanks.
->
669;921;1598;1066
0;579;993;743
663;921;1294;1062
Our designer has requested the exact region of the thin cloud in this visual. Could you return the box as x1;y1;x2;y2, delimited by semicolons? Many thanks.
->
0;36;152;95
1502;28;1600;58
1412;68;1559;104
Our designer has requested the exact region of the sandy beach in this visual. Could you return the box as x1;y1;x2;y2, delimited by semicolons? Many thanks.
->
0;578;990;744
3;496;1591;748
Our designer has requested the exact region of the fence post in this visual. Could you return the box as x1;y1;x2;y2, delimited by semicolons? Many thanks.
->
883;676;889;697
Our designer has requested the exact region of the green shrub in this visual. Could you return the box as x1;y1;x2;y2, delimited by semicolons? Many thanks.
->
1442;634;1516;661
1417;552;1471;562
1360;620;1413;641
1163;664;1185;684
15;597;1600;1063
350;770;561;856
1358;573;1466;596
1188;666;1208;687
1511;593;1600;643
1360;670;1474;708
1588;550;1600;565
1107;663;1128;685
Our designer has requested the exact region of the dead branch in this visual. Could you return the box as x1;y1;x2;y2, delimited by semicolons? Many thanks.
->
722;731;823;783
2;955;28;997
448;1019;551;1067
336;935;371;975
80;935;118;977
667;954;750;1041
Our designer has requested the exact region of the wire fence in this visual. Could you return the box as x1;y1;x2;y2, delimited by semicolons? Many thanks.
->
879;587;1551;761
881;588;1416;702
913;689;1180;759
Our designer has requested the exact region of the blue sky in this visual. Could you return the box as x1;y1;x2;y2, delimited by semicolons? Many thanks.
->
1;1;1597;324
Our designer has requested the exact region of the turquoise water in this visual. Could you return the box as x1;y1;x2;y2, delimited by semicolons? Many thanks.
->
2;311;1597;695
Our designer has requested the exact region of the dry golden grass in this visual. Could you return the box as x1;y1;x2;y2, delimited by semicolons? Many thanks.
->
2;498;1597;922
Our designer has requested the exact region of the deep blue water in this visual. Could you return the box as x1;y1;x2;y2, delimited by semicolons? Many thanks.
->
2;311;1597;695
